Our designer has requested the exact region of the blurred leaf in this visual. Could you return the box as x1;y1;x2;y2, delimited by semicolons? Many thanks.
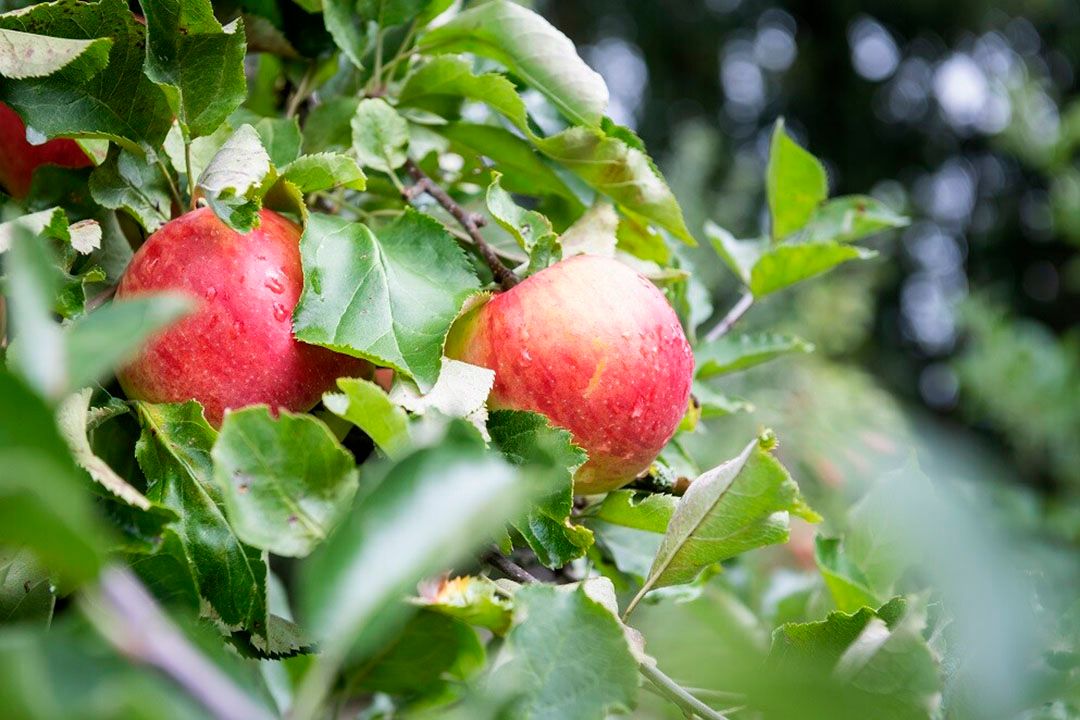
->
750;242;876;297
419;0;608;127
768;119;828;240
347;610;484;696
63;294;193;393
0;0;172;153
351;98;409;173
322;0;372;69
0;372;106;586
494;584;639;719
389;357;495;437
805;195;909;243
197;124;275;232
281;152;367;192
89;146;173;232
692;382;754;418
633;433;820;605
815;536;881;613
135;401;268;635
488;410;591;569
139;0;247;138
300;421;535;659
56;389;150;510
0;547;55;625
4;229;66;398
704;221;761;286
245;114;302;167
324;377;411;459
212;406;359;558
303;97;359;154
560;202;618;258
0;27;111;80
414;575;513;635
696;333;815;378
294;210;479;390
589;490;677;534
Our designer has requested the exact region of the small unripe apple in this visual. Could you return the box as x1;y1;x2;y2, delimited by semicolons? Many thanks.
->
117;207;367;426
447;254;694;494
0;102;92;199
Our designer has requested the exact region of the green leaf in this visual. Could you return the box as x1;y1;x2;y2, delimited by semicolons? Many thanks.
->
560;202;619;258
303;96;359;154
56;389;151;510
196;124;275;232
692;382;754;419
134;401;268;635
814;536;880;613
351;98;409;173
494;584;639;719
347;610;485;696
88;146;173;232
212;406;359;558
63;294;194;392
804;195;909;243
695;333;815;378
633;432;820;604
0;28;111;80
486;172;560;273
398;55;530;131
139;0;247;138
3;228;66;398
323;377;411;459
164;120;234;189
388;356;495;436
0;0;172;154
247;114;303;167
414;574;513;635
589;490;677;534
0;371;106;586
767;118;828;240
300;421;536;659
0;547;55;625
749;242;876;297
488;410;591;569
293;210;479;390
281;153;367;192
227;613;318;660
322;0;372;69
126;527;201;613
704;221;762;285
419;0;608;128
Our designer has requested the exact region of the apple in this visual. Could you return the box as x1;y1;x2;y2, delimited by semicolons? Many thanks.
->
116;207;368;426
446;254;694;494
0;102;93;199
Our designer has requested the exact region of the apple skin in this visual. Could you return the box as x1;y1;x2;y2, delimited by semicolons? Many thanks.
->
446;254;694;494
117;207;368;427
0;102;92;199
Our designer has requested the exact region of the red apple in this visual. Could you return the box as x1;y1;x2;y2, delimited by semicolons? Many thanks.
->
116;207;368;426
447;254;694;494
0;102;93;199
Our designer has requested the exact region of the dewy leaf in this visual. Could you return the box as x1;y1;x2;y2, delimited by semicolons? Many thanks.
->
695;332;815;378
486;172;560;274
494;584;639;720
589;490;677;534
631;432;820;609
281;153;367;193
64;294;193;393
419;0;608;127
293;211;479;390
414;574;513;635
300;421;534;660
56;389;151;510
767;119;828;241
814;536;881;613
212;406;359;558
134;401;268;635
89;146;173;232
0;547;55;625
488;410;591;569
804;195;909;244
139;0;247;138
351;98;409;173
0;371;106;586
196;124;275;232
0;0;173;154
323;377;411;459
749;241;876;297
389;357;495;436
0;28;111;80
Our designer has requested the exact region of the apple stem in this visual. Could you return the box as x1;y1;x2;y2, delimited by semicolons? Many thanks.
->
402;158;520;290
703;291;753;343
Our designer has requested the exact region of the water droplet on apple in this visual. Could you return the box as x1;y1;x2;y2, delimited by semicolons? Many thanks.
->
520;349;532;364
204;286;217;300
273;303;290;322
630;401;645;419
264;271;286;294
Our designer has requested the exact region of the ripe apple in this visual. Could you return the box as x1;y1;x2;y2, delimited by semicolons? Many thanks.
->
116;207;368;426
446;254;694;494
0;102;93;199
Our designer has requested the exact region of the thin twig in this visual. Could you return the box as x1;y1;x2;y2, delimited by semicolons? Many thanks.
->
640;664;730;720
184;140;196;210
483;547;540;584
402;158;519;290
156;158;183;213
81;566;273;720
703;291;753;343
285;63;318;120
